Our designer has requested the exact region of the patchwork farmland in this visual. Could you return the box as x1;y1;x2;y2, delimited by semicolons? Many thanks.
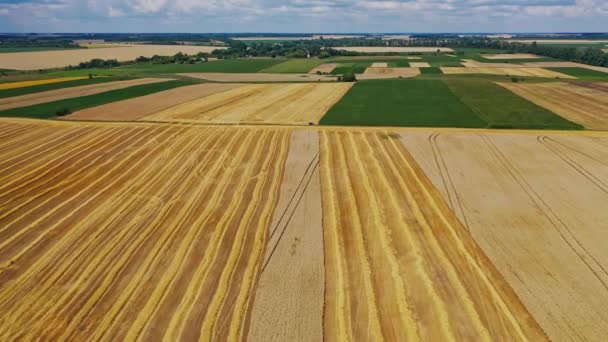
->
0;118;606;341
1;38;608;341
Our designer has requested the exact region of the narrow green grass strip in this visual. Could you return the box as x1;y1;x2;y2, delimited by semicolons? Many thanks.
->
0;77;129;99
0;79;193;119
444;78;583;130
320;79;487;128
545;67;608;80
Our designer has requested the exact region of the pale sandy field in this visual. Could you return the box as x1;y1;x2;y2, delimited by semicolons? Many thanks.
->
337;47;454;53
180;73;338;82
498;82;608;130
0;118;607;340
401;131;608;341
481;54;541;59
308;63;337;74
371;62;388;68
143;83;353;125
441;66;574;78
409;62;431;68
0;78;170;111
0;45;225;70
358;67;420;80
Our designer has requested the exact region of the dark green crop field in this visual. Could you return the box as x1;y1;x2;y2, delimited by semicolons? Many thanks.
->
321;78;583;129
320;79;486;127
0;79;193;119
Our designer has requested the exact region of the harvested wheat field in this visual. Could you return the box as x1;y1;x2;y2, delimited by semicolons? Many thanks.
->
337;47;454;53
0;119;293;341
319;130;546;340
498;82;608;130
181;72;338;82
371;62;388;68
143;83;353;125
0;45;225;70
522;62;608;74
66;83;244;121
358;67;420;80
482;54;541;59
308;63;337;74
0;77;89;90
0;78;171;111
409;62;431;68
400;131;608;341
441;66;574;78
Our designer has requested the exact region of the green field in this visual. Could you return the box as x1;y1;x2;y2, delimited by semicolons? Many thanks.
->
329;58;410;67
418;55;462;67
545;67;608;80
444;79;582;129
321;78;583;129
331;63;370;75
259;59;325;73
320;79;486;127
0;79;194;119
0;77;129;99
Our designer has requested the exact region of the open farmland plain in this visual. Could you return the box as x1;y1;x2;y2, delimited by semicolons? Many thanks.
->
0;118;607;340
0;45;225;70
441;66;574;78
499;82;608;130
0;78;170;111
0;77;89;90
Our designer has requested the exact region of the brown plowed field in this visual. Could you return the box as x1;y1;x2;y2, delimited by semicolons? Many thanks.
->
181;72;338;82
0;78;171;111
498;82;608;130
143;83;353;125
66;83;244;121
358;67;420;80
319;130;547;340
401;131;608;341
0;45;225;70
442;66;574;78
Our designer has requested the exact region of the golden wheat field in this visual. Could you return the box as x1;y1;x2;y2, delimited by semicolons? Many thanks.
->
441;66;574;78
1;118;608;341
142;83;353;125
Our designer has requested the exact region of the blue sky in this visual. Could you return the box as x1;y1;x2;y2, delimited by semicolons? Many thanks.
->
0;0;606;33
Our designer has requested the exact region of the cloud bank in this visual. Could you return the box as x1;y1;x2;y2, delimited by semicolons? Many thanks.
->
0;0;606;32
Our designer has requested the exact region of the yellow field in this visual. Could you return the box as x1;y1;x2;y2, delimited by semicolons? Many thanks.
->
1;118;607;340
0;77;88;90
409;62;431;68
441;67;575;78
498;82;608;130
143;83;353;125
358;67;420;80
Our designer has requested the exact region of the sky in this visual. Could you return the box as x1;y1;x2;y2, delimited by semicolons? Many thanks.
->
0;0;607;33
